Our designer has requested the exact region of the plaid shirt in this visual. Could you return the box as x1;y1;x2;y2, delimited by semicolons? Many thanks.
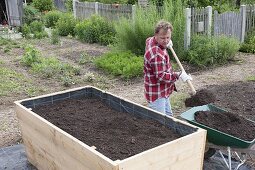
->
144;37;178;102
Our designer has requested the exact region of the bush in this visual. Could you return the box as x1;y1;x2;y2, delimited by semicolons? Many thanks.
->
185;35;240;68
21;45;42;67
51;29;60;44
239;28;255;53
29;20;44;33
32;0;53;12
23;4;41;24
65;0;73;12
34;31;48;39
94;51;143;79
28;20;48;39
21;24;31;38
56;13;76;36
114;0;185;56
74;15;115;45
44;10;63;28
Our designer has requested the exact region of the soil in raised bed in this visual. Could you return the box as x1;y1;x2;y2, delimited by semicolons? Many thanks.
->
194;111;255;141
32;97;182;160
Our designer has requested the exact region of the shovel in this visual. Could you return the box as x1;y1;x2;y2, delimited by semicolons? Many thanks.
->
168;46;196;95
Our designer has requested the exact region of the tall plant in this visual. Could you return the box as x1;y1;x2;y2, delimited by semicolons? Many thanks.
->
114;0;185;57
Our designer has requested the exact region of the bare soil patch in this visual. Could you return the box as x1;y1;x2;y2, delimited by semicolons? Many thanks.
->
32;97;181;160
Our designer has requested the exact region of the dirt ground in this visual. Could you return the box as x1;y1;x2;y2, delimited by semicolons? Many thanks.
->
32;97;181;160
0;37;254;166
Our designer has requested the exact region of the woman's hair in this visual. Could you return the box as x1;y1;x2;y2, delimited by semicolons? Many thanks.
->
154;20;173;34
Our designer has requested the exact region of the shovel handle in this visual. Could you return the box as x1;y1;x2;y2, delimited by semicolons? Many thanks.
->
169;46;196;95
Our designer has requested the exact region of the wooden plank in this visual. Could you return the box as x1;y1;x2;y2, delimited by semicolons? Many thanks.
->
15;104;118;170
118;130;206;170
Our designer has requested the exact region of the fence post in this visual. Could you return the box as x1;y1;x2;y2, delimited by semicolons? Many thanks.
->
73;0;77;18
184;8;191;50
205;6;212;36
132;5;136;20
95;2;99;15
240;5;246;43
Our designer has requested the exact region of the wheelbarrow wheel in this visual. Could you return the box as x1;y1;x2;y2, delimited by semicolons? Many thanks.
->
204;148;216;159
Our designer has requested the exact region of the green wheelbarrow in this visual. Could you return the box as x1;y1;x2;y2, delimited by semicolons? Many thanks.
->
180;104;255;170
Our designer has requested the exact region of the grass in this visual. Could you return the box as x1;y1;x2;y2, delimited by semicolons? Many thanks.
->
246;75;255;81
0;37;21;53
171;92;189;111
78;53;95;65
0;66;41;97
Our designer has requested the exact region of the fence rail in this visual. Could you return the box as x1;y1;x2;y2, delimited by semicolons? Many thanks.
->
73;0;133;20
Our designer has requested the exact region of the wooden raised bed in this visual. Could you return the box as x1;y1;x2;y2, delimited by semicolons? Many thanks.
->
15;86;207;170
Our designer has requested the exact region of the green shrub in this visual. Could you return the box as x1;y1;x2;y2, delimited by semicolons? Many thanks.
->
21;24;31;38
29;20;44;33
240;28;255;53
32;0;53;12
114;0;185;56
94;51;143;79
74;15;115;45
21;45;42;67
28;20;48;39
56;13;76;36
34;31;48;39
65;0;73;12
185;35;240;68
240;44;255;53
51;29;60;44
23;4;41;24
44;10;63;28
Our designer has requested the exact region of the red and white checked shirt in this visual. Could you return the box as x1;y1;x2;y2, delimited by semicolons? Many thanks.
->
144;37;179;103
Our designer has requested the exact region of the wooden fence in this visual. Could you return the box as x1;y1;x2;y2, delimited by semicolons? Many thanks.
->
73;0;134;21
213;10;244;42
185;5;255;49
246;5;255;33
54;0;67;12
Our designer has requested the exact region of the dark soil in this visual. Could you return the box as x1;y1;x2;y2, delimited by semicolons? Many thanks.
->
32;98;182;161
195;111;255;141
185;89;216;107
185;81;255;121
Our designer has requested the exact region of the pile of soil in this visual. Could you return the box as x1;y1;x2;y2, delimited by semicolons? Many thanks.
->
195;111;255;141
185;81;255;121
33;98;182;160
185;89;216;107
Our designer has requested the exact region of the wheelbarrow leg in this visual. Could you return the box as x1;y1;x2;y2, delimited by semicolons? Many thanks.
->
219;147;231;169
228;147;232;170
218;146;247;170
234;152;246;170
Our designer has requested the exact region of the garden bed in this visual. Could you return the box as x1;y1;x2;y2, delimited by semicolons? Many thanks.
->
32;97;182;160
15;86;206;170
